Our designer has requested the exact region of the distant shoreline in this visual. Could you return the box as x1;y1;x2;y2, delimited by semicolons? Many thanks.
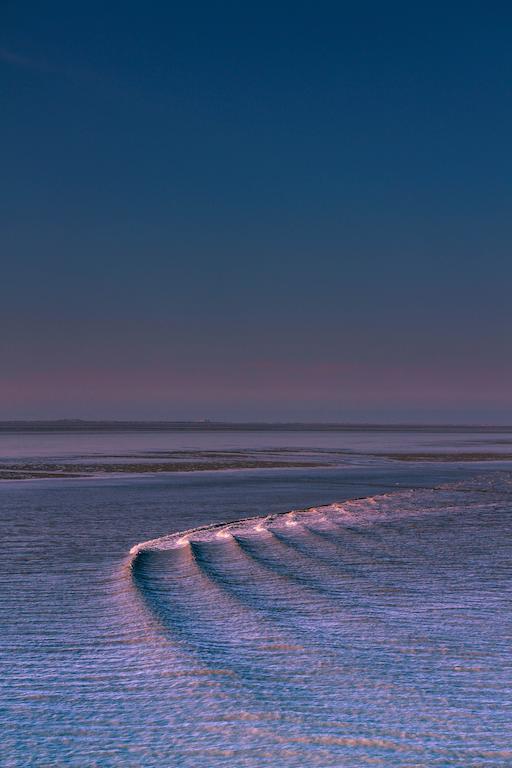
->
1;420;512;433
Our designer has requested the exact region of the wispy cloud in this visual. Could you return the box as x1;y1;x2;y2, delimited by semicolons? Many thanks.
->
0;44;118;92
0;46;52;73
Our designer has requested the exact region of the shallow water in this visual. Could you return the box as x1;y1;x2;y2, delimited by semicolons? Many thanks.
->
1;428;511;766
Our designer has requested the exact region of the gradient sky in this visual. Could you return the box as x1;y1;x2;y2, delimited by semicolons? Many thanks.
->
1;1;511;422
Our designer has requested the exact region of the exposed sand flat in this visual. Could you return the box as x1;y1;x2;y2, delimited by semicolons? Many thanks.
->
0;459;328;480
3;447;512;480
380;452;512;462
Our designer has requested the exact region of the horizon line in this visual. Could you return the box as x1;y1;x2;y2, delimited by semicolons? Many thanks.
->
1;419;512;431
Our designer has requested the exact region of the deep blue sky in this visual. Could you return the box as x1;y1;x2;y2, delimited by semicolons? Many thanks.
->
1;1;511;421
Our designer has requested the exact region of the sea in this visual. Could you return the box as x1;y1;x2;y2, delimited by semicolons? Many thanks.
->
1;424;511;767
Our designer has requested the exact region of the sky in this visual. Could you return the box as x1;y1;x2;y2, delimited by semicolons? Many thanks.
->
1;1;511;422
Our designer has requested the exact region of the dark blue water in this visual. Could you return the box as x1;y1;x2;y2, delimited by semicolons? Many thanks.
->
1;429;511;766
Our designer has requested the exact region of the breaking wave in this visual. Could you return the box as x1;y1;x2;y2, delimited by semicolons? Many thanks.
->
124;478;512;765
129;482;503;558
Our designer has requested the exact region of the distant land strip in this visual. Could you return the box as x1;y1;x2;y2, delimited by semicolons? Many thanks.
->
2;421;512;433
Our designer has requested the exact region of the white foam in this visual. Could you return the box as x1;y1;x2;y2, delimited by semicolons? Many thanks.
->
129;482;505;560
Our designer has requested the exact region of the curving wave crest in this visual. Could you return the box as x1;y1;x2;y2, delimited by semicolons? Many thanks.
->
129;481;502;558
124;478;512;766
